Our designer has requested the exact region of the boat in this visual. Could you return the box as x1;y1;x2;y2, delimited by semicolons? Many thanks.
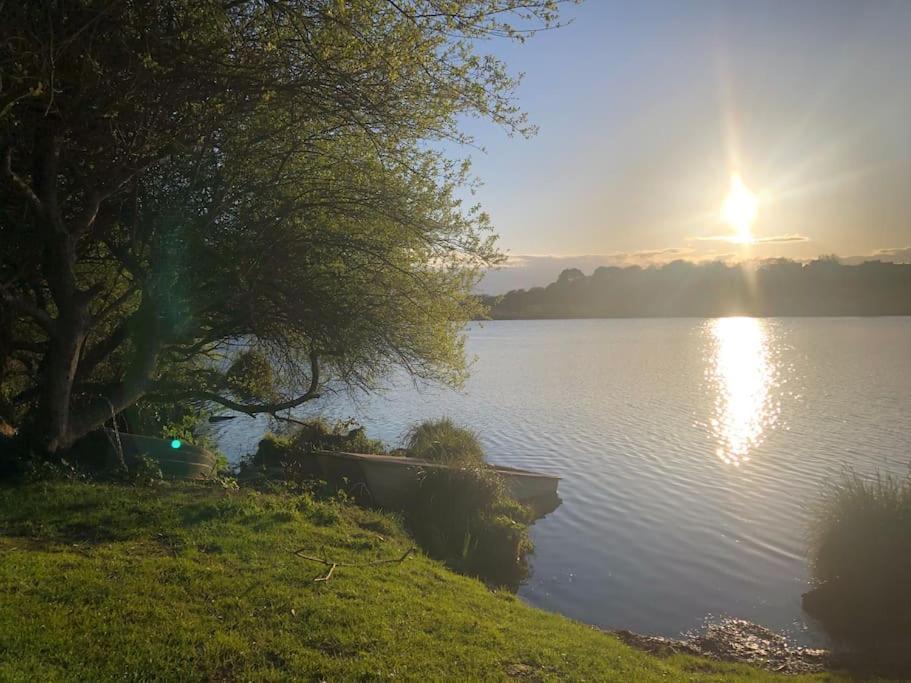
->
113;433;217;480
311;450;561;516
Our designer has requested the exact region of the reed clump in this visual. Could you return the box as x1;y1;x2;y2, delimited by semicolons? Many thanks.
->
252;419;385;469
805;469;911;641
404;418;484;465
404;464;533;588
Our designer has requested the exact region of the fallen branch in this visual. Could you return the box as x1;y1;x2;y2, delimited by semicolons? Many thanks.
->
293;547;414;582
314;563;336;582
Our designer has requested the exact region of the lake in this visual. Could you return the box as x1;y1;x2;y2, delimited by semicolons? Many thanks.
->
214;317;911;646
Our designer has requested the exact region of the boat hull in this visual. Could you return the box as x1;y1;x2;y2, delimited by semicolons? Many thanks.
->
312;450;560;516
116;433;217;480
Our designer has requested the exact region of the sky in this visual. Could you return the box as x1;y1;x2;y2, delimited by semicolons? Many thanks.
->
459;0;911;292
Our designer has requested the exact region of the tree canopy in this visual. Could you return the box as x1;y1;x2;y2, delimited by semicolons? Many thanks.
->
0;0;566;453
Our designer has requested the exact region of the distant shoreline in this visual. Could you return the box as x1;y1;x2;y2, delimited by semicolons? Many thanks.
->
479;313;911;320
479;259;911;320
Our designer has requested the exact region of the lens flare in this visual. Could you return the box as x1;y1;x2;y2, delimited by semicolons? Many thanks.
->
722;174;758;244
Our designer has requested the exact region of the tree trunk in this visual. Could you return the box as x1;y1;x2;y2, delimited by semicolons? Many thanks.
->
61;296;163;450
27;120;88;453
36;309;86;452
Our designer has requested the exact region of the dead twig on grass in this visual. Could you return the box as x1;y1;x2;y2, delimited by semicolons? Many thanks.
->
293;547;414;582
314;563;336;582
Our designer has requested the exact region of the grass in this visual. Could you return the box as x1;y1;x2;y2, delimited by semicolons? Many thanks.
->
809;470;911;587
806;469;911;638
251;421;534;586
0;481;834;681
405;418;485;465
403;465;533;587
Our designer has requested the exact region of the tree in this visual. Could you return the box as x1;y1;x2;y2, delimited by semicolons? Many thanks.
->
0;0;566;454
487;260;911;319
556;267;584;284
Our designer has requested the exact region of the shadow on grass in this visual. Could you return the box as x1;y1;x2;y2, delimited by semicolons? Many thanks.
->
58;520;127;545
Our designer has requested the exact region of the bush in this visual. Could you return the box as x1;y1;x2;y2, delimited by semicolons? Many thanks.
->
252;433;294;469
251;419;386;469
1;433;89;483
805;469;911;639
403;465;533;588
225;350;275;403
124;399;210;445
405;418;484;465
245;421;385;495
289;418;386;455
248;419;534;588
127;453;164;486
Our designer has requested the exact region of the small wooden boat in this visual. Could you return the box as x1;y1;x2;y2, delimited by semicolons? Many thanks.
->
114;433;217;480
312;450;560;515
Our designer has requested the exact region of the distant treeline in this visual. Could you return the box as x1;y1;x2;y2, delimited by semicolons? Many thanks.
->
482;258;911;318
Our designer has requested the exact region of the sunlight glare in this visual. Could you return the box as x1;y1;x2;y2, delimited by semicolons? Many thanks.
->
721;174;758;244
708;317;778;466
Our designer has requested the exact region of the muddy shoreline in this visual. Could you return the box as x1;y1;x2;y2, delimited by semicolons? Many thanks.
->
612;619;830;675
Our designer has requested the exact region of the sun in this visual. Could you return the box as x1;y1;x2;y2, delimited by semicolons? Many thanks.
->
722;174;758;244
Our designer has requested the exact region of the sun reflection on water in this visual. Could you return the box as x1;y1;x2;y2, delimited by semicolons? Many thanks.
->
708;317;779;466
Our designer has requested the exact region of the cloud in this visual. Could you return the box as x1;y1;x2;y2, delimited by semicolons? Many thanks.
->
840;246;911;265
498;248;695;271
626;247;696;258
691;233;810;244
871;246;911;261
755;234;812;244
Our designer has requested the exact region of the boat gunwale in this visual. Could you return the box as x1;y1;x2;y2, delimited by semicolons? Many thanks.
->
312;450;560;480
116;433;213;456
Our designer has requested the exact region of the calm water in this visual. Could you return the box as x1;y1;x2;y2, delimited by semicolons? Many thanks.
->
215;318;911;645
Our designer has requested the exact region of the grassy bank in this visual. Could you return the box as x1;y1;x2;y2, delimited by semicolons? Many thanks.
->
0;482;829;681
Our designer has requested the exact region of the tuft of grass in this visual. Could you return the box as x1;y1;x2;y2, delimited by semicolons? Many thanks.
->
405;418;484;465
806;469;911;638
0;481;820;681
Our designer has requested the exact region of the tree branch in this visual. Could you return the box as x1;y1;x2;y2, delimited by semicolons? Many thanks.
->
1;144;43;215
75;318;131;382
153;351;321;417
0;286;55;334
10;340;47;353
63;297;164;444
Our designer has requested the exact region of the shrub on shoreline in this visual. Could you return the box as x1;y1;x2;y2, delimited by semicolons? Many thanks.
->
251;419;386;469
403;465;533;588
405;418;484;466
805;469;911;640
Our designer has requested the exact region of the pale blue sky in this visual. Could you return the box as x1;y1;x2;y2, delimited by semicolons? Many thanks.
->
459;1;911;291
